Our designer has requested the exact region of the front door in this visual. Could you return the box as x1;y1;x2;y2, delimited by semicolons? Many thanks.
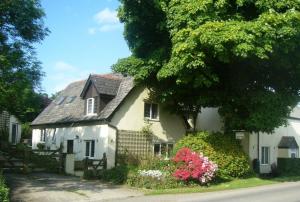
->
11;123;18;144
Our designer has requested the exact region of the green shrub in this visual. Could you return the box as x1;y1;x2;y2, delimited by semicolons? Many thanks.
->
97;165;130;184
126;157;189;189
174;131;251;179
0;172;9;202
36;143;45;150
277;158;300;176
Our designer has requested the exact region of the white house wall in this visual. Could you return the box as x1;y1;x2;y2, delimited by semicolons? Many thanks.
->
110;87;186;142
248;115;300;173
9;115;21;144
196;108;223;132
32;124;114;163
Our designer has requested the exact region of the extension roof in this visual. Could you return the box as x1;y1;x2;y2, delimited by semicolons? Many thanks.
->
278;136;299;149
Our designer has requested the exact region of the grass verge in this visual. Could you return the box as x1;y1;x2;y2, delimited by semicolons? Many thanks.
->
145;176;300;195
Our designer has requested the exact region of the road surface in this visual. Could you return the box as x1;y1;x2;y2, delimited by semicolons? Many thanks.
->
105;181;300;202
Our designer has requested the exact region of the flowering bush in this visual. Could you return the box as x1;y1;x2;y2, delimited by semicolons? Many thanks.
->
138;170;164;180
173;148;218;184
175;132;251;178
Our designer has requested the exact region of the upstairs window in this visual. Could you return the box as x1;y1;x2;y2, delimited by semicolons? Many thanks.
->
144;103;159;120
86;98;95;115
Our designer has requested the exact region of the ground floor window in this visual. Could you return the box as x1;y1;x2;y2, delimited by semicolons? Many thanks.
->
261;146;270;164
67;140;74;154
85;140;95;158
40;129;46;142
154;143;173;159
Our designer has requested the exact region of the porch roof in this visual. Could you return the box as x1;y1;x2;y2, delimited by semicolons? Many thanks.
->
278;136;299;149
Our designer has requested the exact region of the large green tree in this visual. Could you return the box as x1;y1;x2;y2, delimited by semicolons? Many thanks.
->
114;0;300;133
0;0;48;121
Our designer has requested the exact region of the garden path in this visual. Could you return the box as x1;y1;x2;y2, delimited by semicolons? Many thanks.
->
5;172;143;202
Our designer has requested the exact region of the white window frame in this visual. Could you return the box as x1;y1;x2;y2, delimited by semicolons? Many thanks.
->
40;129;46;142
289;148;298;158
261;146;270;165
86;98;95;115
85;140;95;158
144;103;159;120
154;143;173;159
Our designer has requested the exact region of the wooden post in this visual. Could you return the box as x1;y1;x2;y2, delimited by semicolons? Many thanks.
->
103;153;107;170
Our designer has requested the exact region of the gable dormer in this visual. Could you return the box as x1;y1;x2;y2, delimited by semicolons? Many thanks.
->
80;74;122;116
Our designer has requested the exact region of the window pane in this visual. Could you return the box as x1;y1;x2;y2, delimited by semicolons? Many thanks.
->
85;142;90;157
161;143;167;157
144;103;151;118
266;147;269;164
87;99;93;114
151;104;158;119
154;144;160;156
67;140;73;154
167;144;173;157
91;140;95;157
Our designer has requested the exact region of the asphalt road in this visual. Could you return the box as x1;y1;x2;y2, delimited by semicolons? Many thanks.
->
105;181;300;202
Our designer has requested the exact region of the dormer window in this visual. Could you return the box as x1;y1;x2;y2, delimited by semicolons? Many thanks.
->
86;98;95;115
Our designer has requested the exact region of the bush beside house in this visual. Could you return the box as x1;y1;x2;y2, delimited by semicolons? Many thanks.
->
277;158;300;176
174;131;251;179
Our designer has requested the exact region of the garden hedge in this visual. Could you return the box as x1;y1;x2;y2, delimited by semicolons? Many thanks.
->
174;131;251;179
277;158;300;176
0;172;9;202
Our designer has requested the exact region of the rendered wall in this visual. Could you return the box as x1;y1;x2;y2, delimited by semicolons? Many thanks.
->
32;124;112;162
110;87;186;142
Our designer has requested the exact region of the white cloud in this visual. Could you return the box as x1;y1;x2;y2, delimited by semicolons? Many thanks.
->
88;8;122;34
54;61;77;71
49;61;91;93
99;24;122;32
94;8;119;24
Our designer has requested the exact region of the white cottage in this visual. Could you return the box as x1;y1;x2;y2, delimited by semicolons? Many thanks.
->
31;74;186;168
0;111;22;144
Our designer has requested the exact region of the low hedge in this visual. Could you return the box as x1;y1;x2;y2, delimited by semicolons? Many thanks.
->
277;158;300;176
174;131;251;179
0;172;9;202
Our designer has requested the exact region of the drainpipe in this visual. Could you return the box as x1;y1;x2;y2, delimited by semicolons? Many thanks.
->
257;132;260;173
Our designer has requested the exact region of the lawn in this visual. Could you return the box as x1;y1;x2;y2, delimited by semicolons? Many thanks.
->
145;175;300;195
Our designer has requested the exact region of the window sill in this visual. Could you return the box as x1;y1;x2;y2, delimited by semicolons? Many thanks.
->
85;113;97;116
144;118;159;122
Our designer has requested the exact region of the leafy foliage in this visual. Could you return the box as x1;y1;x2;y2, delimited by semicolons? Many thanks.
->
0;0;49;121
115;0;300;133
0;172;9;202
174;131;251;179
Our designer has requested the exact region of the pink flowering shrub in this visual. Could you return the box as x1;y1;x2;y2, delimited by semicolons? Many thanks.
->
173;148;218;184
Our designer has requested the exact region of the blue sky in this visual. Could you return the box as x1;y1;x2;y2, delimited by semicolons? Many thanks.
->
35;0;131;95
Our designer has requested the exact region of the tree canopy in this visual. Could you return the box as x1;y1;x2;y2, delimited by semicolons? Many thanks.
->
114;0;300;133
0;0;49;122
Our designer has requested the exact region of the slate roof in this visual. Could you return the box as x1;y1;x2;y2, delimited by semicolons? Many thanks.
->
81;74;122;97
31;74;134;126
278;136;299;149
